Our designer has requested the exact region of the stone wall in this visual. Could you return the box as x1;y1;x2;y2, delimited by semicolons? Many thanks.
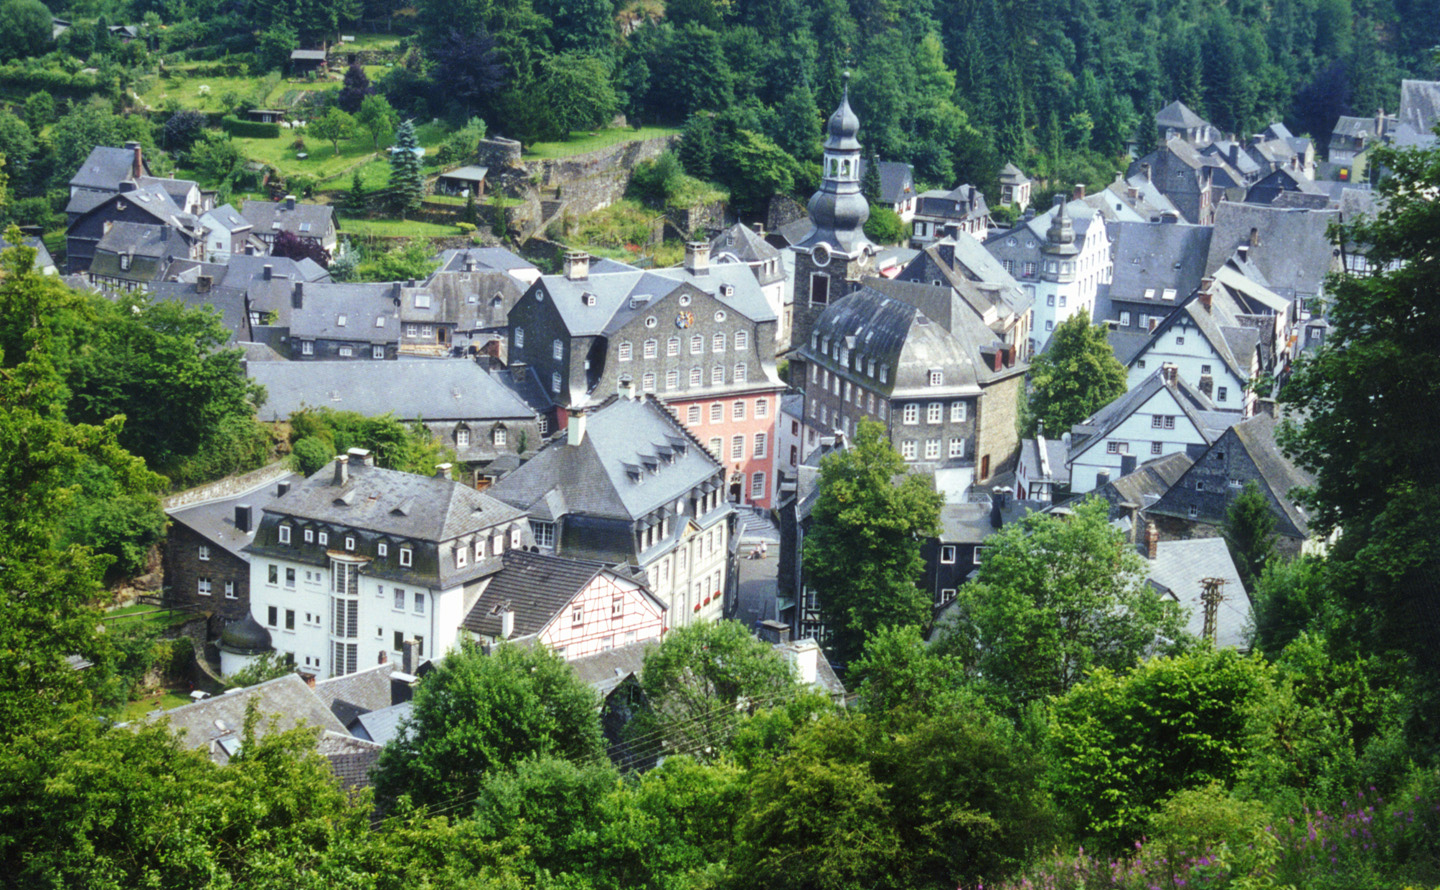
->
668;200;727;237
477;137;524;171
163;461;291;510
976;371;1025;482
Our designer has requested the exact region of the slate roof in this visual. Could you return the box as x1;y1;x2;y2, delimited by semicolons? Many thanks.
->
1;235;56;273
202;204;251;232
1332;115;1381;139
398;267;528;329
311;661;397;726
288;282;401;341
1127;286;1262;385
167;472;304;561
915;184;989;221
1204;203;1339;300
241;199;335;239
1099;451;1195;511
488;394;724;523
147;673;347;764
1108;221;1214;303
266;461;528;543
1147;538;1250;649
435;246;540;277
536;262;775;339
937;498;1038;545
70;145;140;191
1398;80;1440;139
998;162;1028;183
855;159;915;206
250;359;536;423
316;731;384;789
349;700;412;745
894;234;1034;323
462;550;666;640
568;640;656;697
1020;436;1070;485
1155;100;1210;131
710;223;781;266
1070;369;1234;462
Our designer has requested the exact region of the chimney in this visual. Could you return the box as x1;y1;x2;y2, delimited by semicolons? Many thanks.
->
1121;501;1141;543
510;360;527;383
757;620;791;645
285;195;296;211
118;180;137;193
333;454;349;486
402;639;418;674
277;481;291;497
1096;469;1111;489
348;447;373;468
1141;162;1152;182
125;140;143;179
160;227;169;241
1127;185;1139;201
1160;210;1179;224
500;603;515;639
1248;227;1260;248
299;671;316;689
234;504;252;533
563;251;590;281
1199;280;1213;312
263;263;273;280
292;282;304;309
196;274;212;294
464;257;476;272
990;486;1004;528
1120;454;1137;477
390;669;418;705
684;241;711;275
434;463;452;479
1161;363;1178;386
1236;244;1249;263
1072;183;1085;200
618;376;636;401
569;409;587;445
1255;398;1277;418
1144;521;1159;560
785;639;821;686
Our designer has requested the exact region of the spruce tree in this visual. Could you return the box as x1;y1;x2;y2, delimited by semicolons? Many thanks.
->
1222;482;1278;592
388;119;425;218
862;149;883;204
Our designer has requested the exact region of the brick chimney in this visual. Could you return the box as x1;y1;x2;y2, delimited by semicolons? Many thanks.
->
125;140;143;180
196;274;212;294
756;620;791;644
1199;279;1213;312
1161;363;1179;387
348;447;373;468
434;462;452;479
1144;521;1159;560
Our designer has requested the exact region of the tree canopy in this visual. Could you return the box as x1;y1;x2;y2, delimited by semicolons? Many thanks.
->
804;418;943;663
1024;313;1128;437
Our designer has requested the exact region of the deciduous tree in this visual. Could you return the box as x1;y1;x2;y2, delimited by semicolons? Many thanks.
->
1025;313;1128;437
356;94;398;151
310;107;356;156
1223;480;1277;591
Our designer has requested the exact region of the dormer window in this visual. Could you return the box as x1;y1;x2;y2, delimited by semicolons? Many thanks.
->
318;531;328;546
493;426;507;446
345;536;355;551
456;427;471;447
399;547;412;567
414;293;432;309
304;528;314;543
278;525;291;544
929;370;943;386
456;546;467;568
474;538;485;560
378;542;388;557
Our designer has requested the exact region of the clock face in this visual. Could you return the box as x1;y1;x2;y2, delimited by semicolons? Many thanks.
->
675;310;695;329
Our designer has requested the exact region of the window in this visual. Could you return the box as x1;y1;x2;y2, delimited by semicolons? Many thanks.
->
643;339;657;359
399;547;412;567
751;472;765;498
731;436;744;459
1120;311;1131;326
394;631;405;651
754;433;767;458
420;325;433;339
1059;295;1067;307
951;401;967;422
1137;359;1147;369
734;363;747;383
733;400;746;420
532;521;555;548
456;427;470;448
1217;386;1228;401
414;636;424;657
710;403;723;422
949;438;965;457
318;532;328;546
690;335;703;354
666;369;679;390
552;339;564;360
551;372;562;394
734;330;748;351
406;324;419;338
810;273;830;305
1152;441;1163;455
901;440;917;460
1107;441;1127;454
709;436;722;455
414;592;425;614
515;327;524;348
510;527;522;549
618;341;633;361
268;565;278;585
1201;364;1213;375
338;346;353;357
267;606;278;627
304;528;314;543
456;545;467;568
1195;481;1206;492
372;345;385;359
925;438;941;460
903;404;919;424
198;545;210;561
642;372;656;392
1164;416;1176;430
393;588;405;610
755;398;770;419
278;525;291;544
940;545;957;564
712;366;724;384
301;340;314;355
285;567;296;587
572;605;584;625
1188;506;1200;518
939;588;957;605
687;405;701;424
224;581;236;599
1045;321;1054;331
1047;294;1055;306
927;402;943;424
344;535;356;552
285;609;295;630
198;577;212;596
1175;335;1186;346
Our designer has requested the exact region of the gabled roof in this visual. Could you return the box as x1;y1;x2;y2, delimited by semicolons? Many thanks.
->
398;267;528;327
1108;221;1213;303
487;394;723;523
1399;79;1440;136
1070;369;1232;464
1147;538;1250;649
249;359;536;424
1204;203;1338;299
240;199;335;238
166;471;304;561
1155;100;1210;131
1332;115;1381;139
568;640;657;697
290;49;328;61
264;460;527;543
147;673;346;764
710;223;780;265
96;221;182;258
69;145;140;191
435;246;539;277
998;162;1028;183
349;700;412;745
915;184;989;221
312;661;397;725
462;550;666;640
288;282;400;341
1127;288;1260;385
436;165;488;183
1103;451;1195;510
535;263;775;339
202;204;251;232
855;159;915;206
317;731;383;789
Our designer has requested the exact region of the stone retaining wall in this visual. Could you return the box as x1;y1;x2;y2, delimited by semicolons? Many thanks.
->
162;461;291;511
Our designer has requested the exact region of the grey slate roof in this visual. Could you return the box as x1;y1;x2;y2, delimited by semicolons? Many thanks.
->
166;472;304;561
1399;79;1440;139
1;235;56;273
536;262;775;339
1147;538;1250;649
70;145;140;191
241;199;335;239
437;165;489;183
250;359;536;423
312;661;397;725
316;731;384;789
488;394;723;523
1204;203;1338;300
1020;436;1070;485
1071;369;1233;462
349;700;412;745
203;204;251;231
147;673;347;764
855;159;915;206
96;221;179;258
1100;451;1195;511
568;640;656;697
1108;221;1214;303
266;461;528;543
289;282;401;341
711;223;781;265
462;550;666;640
435;246;540;277
1155;100;1210;131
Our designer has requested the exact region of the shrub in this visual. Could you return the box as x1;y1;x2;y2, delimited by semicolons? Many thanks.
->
220;116;281;139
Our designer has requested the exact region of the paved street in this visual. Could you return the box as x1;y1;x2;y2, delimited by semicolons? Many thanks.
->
731;508;781;629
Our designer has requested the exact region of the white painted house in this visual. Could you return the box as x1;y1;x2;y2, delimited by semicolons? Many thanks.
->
198;204;254;265
1067;366;1238;494
242;450;533;678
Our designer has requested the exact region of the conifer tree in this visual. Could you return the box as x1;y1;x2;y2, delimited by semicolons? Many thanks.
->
862;149;883;204
388;119;425;218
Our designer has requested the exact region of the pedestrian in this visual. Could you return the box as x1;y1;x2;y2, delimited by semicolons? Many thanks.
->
759;540;768;558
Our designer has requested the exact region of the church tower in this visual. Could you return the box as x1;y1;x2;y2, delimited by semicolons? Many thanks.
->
790;75;876;351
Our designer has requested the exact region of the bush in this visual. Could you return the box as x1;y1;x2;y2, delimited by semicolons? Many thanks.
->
863;203;909;244
290;436;332;476
220;116;280;139
628;150;683;206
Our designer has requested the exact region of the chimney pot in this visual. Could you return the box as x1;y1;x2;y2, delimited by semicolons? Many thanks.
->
757;620;791;644
234;504;252;533
1073;183;1085;200
285;195;296;210
500;603;515;639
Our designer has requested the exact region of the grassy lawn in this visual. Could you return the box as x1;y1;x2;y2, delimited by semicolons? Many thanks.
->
523;126;680;160
339;33;405;52
342;218;469;237
118;688;195;722
103;604;194;630
236;120;449;187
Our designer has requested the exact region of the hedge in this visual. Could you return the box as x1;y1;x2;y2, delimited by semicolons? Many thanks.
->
221;116;281;139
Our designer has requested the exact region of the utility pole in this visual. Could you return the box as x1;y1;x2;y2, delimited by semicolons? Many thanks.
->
1200;577;1226;644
